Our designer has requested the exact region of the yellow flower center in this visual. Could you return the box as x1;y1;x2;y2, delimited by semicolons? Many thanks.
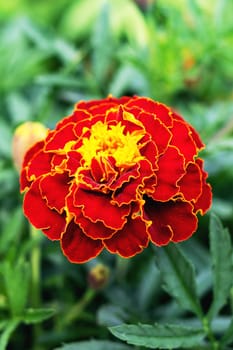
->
78;121;145;168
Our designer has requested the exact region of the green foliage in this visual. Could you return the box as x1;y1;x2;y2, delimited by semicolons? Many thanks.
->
55;339;132;350
155;243;202;318
110;323;205;349
0;0;232;349
110;213;233;349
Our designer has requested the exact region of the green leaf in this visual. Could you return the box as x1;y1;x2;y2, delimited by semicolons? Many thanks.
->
54;339;132;350
221;317;233;347
207;213;233;320
155;244;203;318
109;323;205;349
0;207;24;255
0;319;20;350
1;260;30;316
23;308;55;324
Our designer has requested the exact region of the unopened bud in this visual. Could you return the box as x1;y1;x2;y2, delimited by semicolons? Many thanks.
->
88;264;110;290
12;122;48;171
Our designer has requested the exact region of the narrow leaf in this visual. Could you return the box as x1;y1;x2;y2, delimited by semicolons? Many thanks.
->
23;308;55;324
155;244;202;318
0;319;19;350
1;260;30;316
221;317;233;347
109;323;205;349
207;213;233;320
54;339;132;350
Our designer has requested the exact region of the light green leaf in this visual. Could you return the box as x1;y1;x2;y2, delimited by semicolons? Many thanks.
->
0;319;20;350
155;244;203;318
1;260;30;316
109;323;205;349
0;207;24;255
207;213;233;320
54;339;132;350
23;308;55;324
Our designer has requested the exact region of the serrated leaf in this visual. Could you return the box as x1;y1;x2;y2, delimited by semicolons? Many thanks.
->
23;308;55;324
54;339;132;350
155;244;203;318
109;323;205;349
207;213;233;320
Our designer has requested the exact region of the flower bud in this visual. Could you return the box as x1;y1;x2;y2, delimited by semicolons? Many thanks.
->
88;264;110;290
12;121;48;171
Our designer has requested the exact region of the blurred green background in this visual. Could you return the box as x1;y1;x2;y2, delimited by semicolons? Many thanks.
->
0;0;233;349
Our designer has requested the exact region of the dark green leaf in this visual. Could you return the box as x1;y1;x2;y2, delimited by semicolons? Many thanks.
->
23;308;55;324
54;339;132;350
109;323;205;349
221;317;233;347
207;213;233;320
155;244;203;318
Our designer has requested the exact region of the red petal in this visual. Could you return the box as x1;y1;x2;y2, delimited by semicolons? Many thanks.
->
112;159;154;205
66;190;116;239
178;162;202;201
145;199;198;245
27;149;53;180
151;146;185;201
61;220;103;263
126;97;173;126
20;140;46;191
104;215;149;257
23;179;66;240
40;173;71;213
73;188;130;230
138;112;172;154
170;120;198;162
45;122;76;151
56;109;90;130
193;159;212;214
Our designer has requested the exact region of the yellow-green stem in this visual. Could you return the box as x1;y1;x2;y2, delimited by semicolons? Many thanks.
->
202;317;219;350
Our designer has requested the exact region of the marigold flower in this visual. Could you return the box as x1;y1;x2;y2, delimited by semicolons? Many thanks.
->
20;96;212;263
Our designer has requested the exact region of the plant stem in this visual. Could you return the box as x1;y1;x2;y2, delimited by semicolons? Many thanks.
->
63;288;96;326
202;317;219;350
30;225;42;350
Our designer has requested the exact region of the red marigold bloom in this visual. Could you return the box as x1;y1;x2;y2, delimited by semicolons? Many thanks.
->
20;96;212;263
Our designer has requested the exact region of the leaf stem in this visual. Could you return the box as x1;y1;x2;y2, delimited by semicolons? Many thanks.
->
202;317;219;350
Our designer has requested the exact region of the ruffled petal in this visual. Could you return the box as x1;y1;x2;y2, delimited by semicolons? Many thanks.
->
193;159;212;214
145;199;198;245
178;162;202;201
104;215;149;257
73;187;130;230
170;120;198;162
151;146;185;201
40;172;71;213
66;190;116;239
138;112;172;154
126;97;173;126
23;179;66;240
61;220;103;263
45;122;77;151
